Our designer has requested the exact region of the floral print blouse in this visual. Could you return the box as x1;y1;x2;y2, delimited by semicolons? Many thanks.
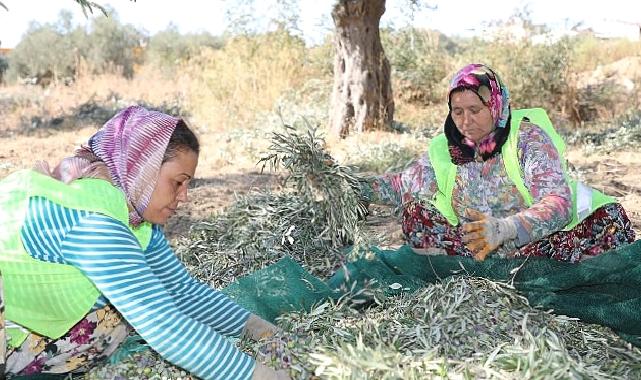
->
362;122;573;248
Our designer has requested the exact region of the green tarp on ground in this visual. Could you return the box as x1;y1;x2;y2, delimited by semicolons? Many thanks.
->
13;240;641;379
222;256;337;323
225;240;641;346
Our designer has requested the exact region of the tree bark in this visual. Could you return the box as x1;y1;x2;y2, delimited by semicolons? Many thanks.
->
330;0;394;138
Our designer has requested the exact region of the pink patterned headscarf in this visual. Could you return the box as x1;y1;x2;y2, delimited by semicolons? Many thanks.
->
444;63;512;164
35;106;179;226
447;63;511;129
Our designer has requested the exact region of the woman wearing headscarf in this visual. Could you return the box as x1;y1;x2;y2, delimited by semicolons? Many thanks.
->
361;63;635;262
0;106;290;379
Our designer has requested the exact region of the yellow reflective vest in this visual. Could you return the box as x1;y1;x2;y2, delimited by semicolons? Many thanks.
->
428;108;615;227
0;169;152;346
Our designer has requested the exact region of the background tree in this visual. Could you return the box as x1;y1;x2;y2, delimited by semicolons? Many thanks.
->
329;0;393;138
6;9;143;82
84;8;144;78
147;25;223;70
221;0;431;138
329;0;434;137
6;13;78;81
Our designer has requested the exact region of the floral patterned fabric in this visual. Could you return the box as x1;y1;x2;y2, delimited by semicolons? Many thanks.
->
362;122;636;261
5;305;129;376
402;202;634;263
516;203;636;262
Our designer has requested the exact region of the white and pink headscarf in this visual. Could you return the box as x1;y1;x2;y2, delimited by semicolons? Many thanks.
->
35;106;180;226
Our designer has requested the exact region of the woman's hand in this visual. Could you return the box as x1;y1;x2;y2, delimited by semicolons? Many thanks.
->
462;209;517;261
243;314;282;341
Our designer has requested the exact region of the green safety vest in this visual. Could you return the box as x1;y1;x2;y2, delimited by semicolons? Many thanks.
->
428;108;615;227
0;169;152;346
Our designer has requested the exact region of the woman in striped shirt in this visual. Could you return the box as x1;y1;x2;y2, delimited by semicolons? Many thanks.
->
0;106;289;380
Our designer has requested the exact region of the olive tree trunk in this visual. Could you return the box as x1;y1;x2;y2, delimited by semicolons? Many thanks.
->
330;0;394;138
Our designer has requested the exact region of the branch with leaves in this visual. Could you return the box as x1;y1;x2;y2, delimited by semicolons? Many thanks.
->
259;119;368;247
74;0;108;17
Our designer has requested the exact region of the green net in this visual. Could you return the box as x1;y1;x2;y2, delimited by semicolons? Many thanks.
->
14;241;640;379
227;240;641;346
222;256;338;323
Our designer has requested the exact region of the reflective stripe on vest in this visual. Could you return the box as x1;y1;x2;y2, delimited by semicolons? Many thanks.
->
428;108;615;227
0;169;152;341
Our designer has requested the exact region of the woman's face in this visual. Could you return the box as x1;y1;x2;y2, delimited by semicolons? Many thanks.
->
450;89;495;143
143;149;198;225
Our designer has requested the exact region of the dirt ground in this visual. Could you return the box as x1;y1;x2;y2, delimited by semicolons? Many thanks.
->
0;126;639;242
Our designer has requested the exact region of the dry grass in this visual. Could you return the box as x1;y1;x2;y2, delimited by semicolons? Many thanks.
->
572;36;641;72
183;32;324;131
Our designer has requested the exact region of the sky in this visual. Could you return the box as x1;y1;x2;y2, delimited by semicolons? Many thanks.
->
1;0;640;48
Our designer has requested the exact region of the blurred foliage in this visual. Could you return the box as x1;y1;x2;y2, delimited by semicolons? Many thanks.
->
223;0;302;37
571;34;641;72
575;81;625;122
82;8;144;78
382;28;451;105
185;29;320;128
567;109;641;151
7;9;143;81
3;4;641;132
379;10;641;127
146;25;224;71
6;11;80;81
463;36;574;116
305;34;335;77
514;40;573;113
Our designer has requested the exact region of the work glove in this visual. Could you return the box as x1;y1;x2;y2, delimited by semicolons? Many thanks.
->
243;314;281;341
461;209;517;261
252;362;292;380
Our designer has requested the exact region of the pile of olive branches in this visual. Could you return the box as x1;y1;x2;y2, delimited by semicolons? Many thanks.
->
244;276;641;380
85;276;641;380
176;121;371;287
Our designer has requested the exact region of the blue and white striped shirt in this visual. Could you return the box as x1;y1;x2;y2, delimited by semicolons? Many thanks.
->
20;196;255;380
